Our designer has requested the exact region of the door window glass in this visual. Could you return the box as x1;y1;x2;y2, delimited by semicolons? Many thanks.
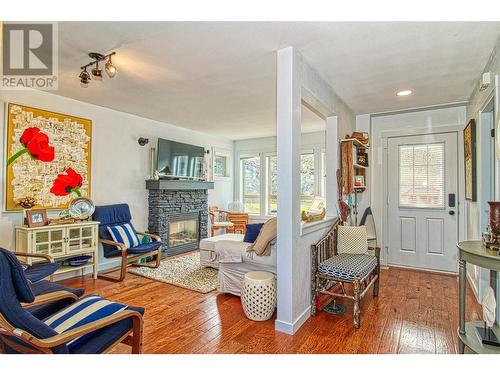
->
399;143;445;208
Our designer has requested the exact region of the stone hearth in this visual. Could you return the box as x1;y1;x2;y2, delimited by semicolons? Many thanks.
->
146;180;214;257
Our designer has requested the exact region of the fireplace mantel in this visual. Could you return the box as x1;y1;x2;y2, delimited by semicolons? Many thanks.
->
146;179;215;191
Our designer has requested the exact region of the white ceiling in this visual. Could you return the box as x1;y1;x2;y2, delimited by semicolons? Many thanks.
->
55;22;500;140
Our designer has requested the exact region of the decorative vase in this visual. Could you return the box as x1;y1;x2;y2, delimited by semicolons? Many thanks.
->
488;201;500;235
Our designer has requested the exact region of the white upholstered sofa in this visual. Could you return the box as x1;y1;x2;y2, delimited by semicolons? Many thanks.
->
199;233;276;296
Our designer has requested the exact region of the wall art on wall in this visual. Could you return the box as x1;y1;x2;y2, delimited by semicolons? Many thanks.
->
4;103;92;211
464;118;477;201
212;147;231;179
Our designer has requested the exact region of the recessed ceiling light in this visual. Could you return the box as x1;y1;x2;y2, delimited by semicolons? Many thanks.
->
397;90;412;96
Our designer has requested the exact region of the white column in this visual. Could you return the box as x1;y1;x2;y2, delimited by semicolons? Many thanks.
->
275;46;302;334
325;116;338;216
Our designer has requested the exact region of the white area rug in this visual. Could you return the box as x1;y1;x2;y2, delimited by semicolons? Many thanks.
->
129;252;218;293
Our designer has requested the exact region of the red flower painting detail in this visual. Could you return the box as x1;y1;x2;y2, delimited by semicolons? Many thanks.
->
7;127;55;165
50;168;83;197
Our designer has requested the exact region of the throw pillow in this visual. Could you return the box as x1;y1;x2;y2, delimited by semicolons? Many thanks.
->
243;223;264;243
248;217;277;256
44;294;128;349
337;225;368;254
107;222;141;249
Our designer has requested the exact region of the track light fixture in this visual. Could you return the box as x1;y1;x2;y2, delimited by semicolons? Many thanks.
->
79;67;91;87
105;54;117;78
79;52;117;87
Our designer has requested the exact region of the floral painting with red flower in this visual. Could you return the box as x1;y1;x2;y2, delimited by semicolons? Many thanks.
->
50;168;83;197
5;103;92;211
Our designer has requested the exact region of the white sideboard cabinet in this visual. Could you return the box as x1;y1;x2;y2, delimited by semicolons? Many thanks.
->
15;221;99;279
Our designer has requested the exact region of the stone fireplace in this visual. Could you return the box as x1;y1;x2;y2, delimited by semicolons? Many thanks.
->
146;180;214;257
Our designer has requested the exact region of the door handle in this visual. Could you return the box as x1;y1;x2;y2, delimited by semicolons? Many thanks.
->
449;210;455;216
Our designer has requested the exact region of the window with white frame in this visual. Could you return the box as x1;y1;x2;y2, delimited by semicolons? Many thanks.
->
321;151;326;198
300;152;315;211
399;143;445;208
240;146;326;216
266;155;278;215
241;155;261;214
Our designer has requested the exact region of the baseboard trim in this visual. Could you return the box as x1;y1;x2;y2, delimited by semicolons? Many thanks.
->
387;263;458;276
466;272;480;302
52;258;120;281
275;306;311;335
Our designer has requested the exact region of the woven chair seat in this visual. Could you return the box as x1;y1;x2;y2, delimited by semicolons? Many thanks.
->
318;253;377;282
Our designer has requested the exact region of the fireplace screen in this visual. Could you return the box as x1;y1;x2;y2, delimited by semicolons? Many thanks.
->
169;219;199;247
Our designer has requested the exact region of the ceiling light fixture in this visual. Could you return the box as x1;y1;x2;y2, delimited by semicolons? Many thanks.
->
91;61;102;81
79;67;91;87
396;90;412;96
79;52;116;87
105;54;117;78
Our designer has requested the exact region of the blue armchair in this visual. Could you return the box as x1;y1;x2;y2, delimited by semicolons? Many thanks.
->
14;252;60;283
93;204;162;281
26;280;85;321
0;248;144;354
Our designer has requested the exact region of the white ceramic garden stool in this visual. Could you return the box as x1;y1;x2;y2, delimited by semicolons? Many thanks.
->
241;271;277;321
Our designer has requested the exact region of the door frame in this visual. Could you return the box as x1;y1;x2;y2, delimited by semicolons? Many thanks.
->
380;124;466;273
469;93;496;301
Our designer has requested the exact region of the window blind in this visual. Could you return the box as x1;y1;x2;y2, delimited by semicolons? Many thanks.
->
399;143;445;208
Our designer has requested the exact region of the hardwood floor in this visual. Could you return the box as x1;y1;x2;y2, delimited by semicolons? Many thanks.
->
61;267;481;354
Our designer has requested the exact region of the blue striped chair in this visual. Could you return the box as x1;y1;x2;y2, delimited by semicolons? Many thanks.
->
27;280;85;321
14;252;60;283
0;248;144;354
93;204;162;281
12;252;85;319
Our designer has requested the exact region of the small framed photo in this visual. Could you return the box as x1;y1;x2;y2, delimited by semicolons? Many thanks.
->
357;150;369;167
212;147;232;180
354;176;365;187
26;209;48;228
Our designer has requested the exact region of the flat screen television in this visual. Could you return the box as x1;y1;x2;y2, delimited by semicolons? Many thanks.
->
156;138;205;180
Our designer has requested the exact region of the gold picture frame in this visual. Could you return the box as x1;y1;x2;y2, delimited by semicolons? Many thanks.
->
4;103;92;211
464;119;477;201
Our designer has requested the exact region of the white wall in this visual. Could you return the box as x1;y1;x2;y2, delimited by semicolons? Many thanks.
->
465;36;500;316
0;89;234;271
276;46;355;334
466;38;500;238
234;131;326;156
358;106;467;266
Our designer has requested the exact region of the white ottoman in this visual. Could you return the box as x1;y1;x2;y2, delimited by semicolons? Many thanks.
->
241;271;277;321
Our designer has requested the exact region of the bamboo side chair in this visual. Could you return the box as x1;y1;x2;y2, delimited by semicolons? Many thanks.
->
311;219;380;328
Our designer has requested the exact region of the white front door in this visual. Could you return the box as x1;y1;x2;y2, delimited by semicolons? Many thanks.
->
387;132;459;273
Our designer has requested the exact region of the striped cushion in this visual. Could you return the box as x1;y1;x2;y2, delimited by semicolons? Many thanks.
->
44;294;128;349
107;222;141;249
